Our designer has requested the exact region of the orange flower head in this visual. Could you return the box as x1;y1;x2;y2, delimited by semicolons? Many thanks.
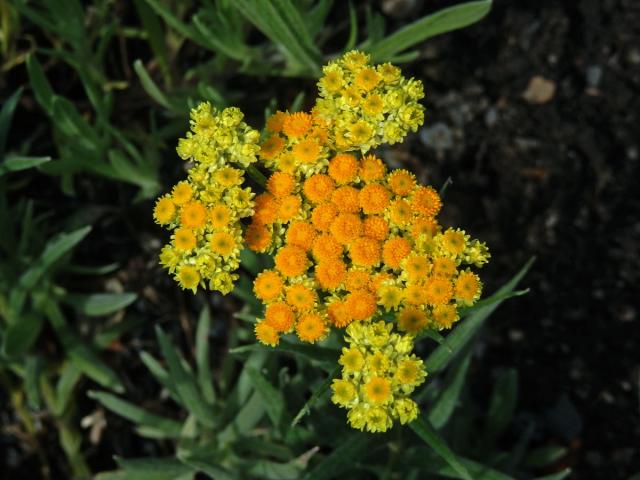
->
174;227;196;251
387;170;416;196
424;277;453;305
382;236;412;269
404;253;430;282
266;111;287;133
330;213;363;245
277;195;302;223
359;184;390;214
389;199;413;225
253;193;279;225
180;201;207;228
275;245;309;277
397;307;428;334
405;285;427;305
355;67;381;91
363;216;389;241
255;320;280;347
303;174;335;203
315;259;347;289
286;284;317;312
432;257;457;277
311;233;343;261
432;304;458;329
411;186;442;217
246;223;271;252
328;153;359;185
412;216;439;238
345;270;372;292
209;204;232;228
260;136;285;160
286;221;316;251
264;302;295;332
254;270;284;302
360;154;387;183
267;172;295;197
345;290;377;321
442;228;467;255
331;186;360;213
455;271;481;304
308;203;335;230
292;138;321;164
349;237;381;267
282;112;313;138
328;301;353;328
296;312;327;343
210;231;236;256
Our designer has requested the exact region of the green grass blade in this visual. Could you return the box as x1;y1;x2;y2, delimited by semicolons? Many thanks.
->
426;257;535;374
0;154;51;176
291;367;338;426
0;87;22;154
26;54;55;114
368;0;492;62
155;326;217;427
139;351;180;402
89;391;183;438
195;306;216;404
303;433;370;480
533;470;572;480
114;457;195;480
63;292;137;316
483;368;518;445
428;352;472;429
246;367;286;428
2;312;44;357
133;59;172;110
409;414;472;480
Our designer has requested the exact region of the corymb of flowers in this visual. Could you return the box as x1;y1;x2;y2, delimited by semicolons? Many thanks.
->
153;50;490;433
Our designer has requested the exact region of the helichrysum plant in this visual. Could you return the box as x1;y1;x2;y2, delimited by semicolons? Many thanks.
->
153;50;490;433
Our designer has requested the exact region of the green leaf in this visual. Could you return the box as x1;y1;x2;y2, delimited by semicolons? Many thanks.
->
26;54;55;114
457;288;530;317
291;367;338;426
429;352;472;429
344;2;358;52
368;0;492;62
410;414;472;480
195;306;216;404
89;391;183;438
18;226;91;292
426;257;535;374
532;470;572;480
303;433;370;480
133;0;170;84
155;327;217;427
133;59;172;110
483;369;518;445
114;457;195;480
404;446;515;480
523;446;568;469
54;362;83;416
139;351;180;402
45;301;124;393
0;87;23;154
230;340;339;368
0;154;51;176
63;292;137;317
2;312;44;357
246;367;286;428
232;0;321;75
24;355;42;409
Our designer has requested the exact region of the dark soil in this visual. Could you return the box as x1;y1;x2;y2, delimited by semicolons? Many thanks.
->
405;0;640;477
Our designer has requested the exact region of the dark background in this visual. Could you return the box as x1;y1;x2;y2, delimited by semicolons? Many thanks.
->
1;0;638;478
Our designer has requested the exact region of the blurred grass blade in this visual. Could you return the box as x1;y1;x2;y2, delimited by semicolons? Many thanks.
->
428;352;472;429
0;87;23;153
89;391;183;438
2;312;44;357
368;0;492;62
303;433;370;480
533;470;572;480
344;2;358;52
155;327;217;427
25;355;42;409
139;351;180;402
230;340;339;368
114;457;194;480
54;362;83;416
524;446;568;469
458;289;530;317
45;300;124;393
483;368;518;445
63;292;137;317
26;54;55;114
133;59;172;110
195;306;216;404
133;0;170;84
19;226;91;290
247;367;286;428
0;154;51;176
306;0;334;39
426;257;535;374
292;367;338;426
409;414;472;480
405;446;515;479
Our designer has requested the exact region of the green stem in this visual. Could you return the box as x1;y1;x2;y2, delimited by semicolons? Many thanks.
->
246;165;267;188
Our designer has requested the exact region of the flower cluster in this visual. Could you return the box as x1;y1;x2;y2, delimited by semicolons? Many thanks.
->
154;104;259;293
250;150;490;346
315;50;425;152
331;321;427;432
